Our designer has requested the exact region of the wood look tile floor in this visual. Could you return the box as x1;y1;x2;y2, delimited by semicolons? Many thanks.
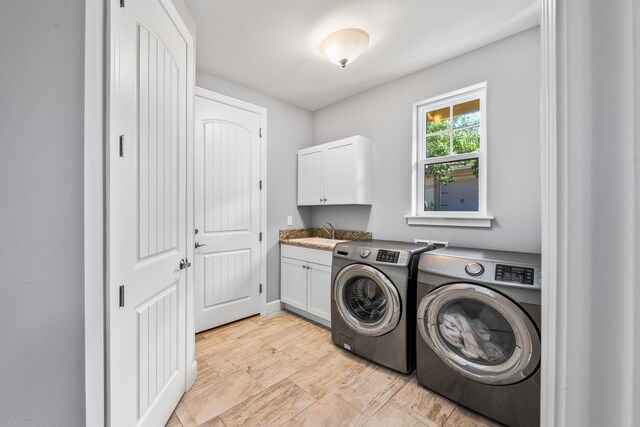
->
168;311;501;427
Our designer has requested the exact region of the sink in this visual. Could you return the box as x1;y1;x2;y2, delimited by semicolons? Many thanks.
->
286;237;349;249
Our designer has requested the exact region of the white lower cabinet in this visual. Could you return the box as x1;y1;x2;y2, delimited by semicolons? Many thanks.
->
280;257;308;311
306;262;332;320
280;245;332;327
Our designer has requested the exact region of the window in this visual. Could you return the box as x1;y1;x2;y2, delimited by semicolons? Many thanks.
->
407;83;493;227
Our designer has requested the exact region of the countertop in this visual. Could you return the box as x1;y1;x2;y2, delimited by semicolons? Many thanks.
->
279;228;372;251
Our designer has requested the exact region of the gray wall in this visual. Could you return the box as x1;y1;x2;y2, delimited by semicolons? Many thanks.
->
196;72;313;302
0;1;86;425
311;27;541;254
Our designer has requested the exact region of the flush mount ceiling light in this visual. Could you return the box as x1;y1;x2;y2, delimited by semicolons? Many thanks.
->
319;28;370;68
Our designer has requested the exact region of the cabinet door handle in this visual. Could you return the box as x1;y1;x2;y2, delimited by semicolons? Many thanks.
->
319;198;323;202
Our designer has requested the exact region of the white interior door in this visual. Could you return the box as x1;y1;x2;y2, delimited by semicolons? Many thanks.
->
194;95;262;333
109;0;188;425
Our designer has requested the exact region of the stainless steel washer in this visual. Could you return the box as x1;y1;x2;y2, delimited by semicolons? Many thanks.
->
416;247;541;427
331;240;436;374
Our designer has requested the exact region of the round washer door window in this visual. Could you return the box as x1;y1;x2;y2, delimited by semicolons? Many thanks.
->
334;264;401;336
417;283;540;385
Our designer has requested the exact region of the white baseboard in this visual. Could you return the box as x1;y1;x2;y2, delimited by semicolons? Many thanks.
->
187;360;197;391
265;299;283;315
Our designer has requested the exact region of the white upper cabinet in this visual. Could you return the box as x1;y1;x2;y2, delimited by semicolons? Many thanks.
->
297;135;372;206
297;147;324;205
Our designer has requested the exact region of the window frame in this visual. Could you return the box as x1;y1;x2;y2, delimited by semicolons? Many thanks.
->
407;82;493;227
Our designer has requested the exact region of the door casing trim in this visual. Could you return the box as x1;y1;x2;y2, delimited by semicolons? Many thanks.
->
194;86;269;318
84;0;106;425
540;1;558;425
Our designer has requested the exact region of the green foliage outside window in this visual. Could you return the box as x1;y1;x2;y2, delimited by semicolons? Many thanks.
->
426;111;480;185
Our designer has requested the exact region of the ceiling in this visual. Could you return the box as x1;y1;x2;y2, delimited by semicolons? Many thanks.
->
185;0;540;111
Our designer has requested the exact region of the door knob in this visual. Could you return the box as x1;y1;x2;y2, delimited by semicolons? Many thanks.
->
179;258;191;270
195;241;207;249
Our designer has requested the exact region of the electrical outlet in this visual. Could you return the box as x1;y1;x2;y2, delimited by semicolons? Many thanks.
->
287;216;293;226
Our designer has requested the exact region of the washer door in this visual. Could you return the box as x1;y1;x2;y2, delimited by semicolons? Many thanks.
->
334;264;401;336
417;283;540;385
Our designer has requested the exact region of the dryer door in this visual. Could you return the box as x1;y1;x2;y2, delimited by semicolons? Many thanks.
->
417;283;540;385
334;264;401;336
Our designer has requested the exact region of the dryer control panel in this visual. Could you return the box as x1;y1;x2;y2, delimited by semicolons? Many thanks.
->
418;247;542;290
495;264;535;286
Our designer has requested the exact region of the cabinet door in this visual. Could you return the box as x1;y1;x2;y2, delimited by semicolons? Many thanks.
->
280;257;308;310
307;262;332;322
324;142;357;204
298;148;324;205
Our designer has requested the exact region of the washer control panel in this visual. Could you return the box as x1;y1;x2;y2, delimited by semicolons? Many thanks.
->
376;249;399;263
334;244;417;266
374;249;408;264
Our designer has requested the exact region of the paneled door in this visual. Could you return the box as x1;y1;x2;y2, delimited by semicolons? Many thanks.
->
194;93;263;333
109;0;190;425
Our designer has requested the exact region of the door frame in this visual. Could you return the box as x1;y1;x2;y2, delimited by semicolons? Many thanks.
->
194;86;269;318
84;1;559;426
84;0;106;425
83;0;196;425
540;1;639;425
540;1;558;425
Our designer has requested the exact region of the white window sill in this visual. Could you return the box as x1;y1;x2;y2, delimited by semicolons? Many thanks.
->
404;215;494;228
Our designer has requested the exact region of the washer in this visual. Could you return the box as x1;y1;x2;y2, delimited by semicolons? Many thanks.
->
416;247;541;427
331;240;436;374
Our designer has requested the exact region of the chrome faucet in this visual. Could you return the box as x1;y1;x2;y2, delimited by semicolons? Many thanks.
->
321;223;336;239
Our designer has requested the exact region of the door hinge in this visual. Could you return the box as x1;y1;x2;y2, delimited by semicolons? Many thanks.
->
119;285;125;307
259;283;263;294
259;128;262;138
259;232;263;242
259;180;262;190
119;135;125;157
119;0;125;7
